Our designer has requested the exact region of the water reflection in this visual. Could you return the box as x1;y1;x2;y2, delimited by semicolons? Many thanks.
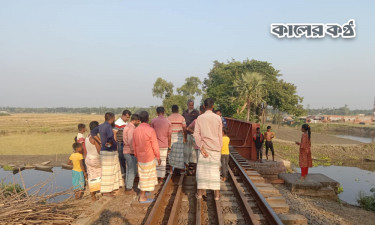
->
335;135;374;143
310;166;375;205
0;167;73;202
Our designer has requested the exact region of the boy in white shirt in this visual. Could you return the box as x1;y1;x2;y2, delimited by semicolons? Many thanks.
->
76;123;86;144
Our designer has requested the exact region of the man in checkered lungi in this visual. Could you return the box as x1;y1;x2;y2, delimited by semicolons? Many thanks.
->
168;105;187;174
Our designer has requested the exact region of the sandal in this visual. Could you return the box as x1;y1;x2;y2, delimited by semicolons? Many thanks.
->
139;198;154;204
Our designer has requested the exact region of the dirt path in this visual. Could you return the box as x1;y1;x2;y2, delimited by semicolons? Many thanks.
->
85;181;163;225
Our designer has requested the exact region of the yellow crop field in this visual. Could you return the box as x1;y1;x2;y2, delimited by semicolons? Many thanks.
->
0;113;104;155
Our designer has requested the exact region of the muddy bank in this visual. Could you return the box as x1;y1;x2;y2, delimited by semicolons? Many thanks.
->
274;141;375;171
326;125;375;138
0;154;70;167
308;123;375;138
272;126;362;145
275;184;375;225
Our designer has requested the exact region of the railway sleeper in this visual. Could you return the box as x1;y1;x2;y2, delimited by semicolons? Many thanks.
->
230;152;308;224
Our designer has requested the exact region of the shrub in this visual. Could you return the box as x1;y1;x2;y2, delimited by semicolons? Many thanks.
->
0;182;24;197
1;165;13;171
337;186;344;194
357;188;375;211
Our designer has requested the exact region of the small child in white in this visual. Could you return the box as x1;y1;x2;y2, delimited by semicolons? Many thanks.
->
76;123;86;144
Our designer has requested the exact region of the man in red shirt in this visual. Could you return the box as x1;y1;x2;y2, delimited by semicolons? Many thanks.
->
133;111;161;203
123;114;140;192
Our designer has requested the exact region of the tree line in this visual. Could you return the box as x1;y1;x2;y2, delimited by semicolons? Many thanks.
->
153;59;304;122
0;107;155;115
306;105;373;116
4;59;368;120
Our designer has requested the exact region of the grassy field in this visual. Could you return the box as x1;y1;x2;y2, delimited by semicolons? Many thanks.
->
0;113;103;155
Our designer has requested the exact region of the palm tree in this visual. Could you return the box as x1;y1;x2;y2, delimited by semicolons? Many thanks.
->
233;72;266;122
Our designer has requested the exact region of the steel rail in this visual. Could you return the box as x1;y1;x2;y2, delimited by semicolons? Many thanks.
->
213;195;224;225
227;166;261;225
144;173;173;225
196;194;202;225
167;174;185;225
229;152;284;225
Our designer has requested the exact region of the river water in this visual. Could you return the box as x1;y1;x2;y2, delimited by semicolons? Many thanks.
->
335;134;374;143
0;167;72;202
309;166;375;205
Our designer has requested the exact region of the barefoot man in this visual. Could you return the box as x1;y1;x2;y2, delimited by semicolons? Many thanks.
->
194;98;223;200
133;111;161;203
91;112;123;196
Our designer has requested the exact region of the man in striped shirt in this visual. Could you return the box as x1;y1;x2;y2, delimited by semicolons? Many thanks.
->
114;110;131;177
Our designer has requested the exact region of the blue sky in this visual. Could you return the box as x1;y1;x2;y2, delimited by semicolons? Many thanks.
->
0;1;374;109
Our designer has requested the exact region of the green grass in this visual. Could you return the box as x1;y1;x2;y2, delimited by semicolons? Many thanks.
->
1;165;13;171
357;188;375;211
337;186;344;194
0;181;24;197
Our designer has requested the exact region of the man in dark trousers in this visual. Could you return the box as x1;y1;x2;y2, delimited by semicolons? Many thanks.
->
264;126;275;161
182;99;199;166
253;127;264;163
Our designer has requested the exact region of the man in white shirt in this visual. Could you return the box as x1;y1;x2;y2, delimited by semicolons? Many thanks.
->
114;110;131;177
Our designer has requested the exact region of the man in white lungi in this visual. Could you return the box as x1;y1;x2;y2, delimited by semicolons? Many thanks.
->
151;107;172;182
193;98;223;200
133;111;161;203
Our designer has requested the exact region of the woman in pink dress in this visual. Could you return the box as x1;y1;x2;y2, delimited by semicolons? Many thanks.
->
295;124;312;180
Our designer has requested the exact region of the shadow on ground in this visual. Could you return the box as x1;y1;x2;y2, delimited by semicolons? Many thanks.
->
90;209;130;225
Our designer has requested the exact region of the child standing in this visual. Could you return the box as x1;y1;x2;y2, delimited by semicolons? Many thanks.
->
68;143;87;199
77;124;87;157
77;124;86;144
253;127;264;163
264;126;275;161
221;127;230;182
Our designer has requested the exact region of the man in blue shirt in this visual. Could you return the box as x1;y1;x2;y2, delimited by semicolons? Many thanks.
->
215;109;227;128
91;112;117;151
91;112;123;194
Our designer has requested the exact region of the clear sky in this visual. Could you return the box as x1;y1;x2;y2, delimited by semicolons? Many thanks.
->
0;0;374;109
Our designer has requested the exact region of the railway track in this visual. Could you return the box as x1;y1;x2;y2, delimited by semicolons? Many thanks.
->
144;152;283;225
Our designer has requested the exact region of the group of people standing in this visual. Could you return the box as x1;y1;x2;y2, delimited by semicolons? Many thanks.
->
252;126;276;163
252;123;313;180
68;98;229;202
67;98;312;202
